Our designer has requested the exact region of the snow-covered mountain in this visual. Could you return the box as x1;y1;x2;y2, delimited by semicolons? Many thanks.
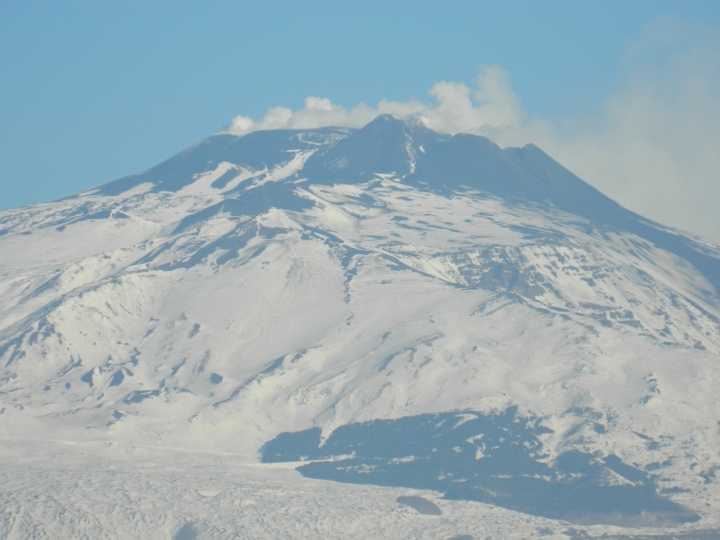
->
2;115;720;538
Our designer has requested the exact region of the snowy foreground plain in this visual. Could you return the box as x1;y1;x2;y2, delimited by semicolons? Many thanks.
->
2;116;720;538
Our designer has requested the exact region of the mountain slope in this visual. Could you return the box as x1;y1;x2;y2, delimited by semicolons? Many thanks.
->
1;115;720;534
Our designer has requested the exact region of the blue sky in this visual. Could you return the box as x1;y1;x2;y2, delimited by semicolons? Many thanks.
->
2;1;720;238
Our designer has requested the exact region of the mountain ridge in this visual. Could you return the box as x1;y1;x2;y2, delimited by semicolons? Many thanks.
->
92;114;720;296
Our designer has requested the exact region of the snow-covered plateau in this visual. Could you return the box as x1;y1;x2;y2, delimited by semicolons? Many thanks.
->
1;115;720;539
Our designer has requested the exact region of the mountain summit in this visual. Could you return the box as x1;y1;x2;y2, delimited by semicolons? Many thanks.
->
98;114;720;295
1;116;719;534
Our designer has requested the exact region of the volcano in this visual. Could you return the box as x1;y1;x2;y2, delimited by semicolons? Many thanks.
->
1;115;719;538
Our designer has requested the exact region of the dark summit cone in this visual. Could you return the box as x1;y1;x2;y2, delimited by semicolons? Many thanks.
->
302;114;448;184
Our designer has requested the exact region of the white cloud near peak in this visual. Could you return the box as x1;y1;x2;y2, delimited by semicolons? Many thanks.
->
223;23;720;242
225;65;522;138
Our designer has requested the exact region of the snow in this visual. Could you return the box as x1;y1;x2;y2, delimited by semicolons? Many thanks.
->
0;440;593;539
1;121;720;537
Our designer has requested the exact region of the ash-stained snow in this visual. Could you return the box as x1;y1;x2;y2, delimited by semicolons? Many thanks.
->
1;116;720;538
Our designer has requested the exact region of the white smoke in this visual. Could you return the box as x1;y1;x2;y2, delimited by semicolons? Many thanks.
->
524;19;720;242
225;65;522;138
224;21;720;241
